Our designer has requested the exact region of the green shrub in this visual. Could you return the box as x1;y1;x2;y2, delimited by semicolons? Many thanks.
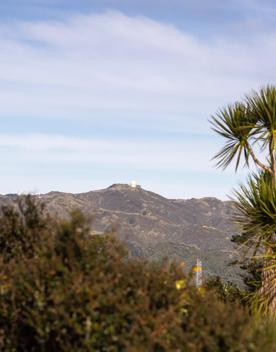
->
0;196;274;351
0;195;52;262
205;276;246;304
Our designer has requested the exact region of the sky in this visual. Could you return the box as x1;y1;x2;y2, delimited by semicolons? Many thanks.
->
0;0;275;199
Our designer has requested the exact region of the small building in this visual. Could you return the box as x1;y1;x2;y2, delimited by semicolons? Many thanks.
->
129;181;141;189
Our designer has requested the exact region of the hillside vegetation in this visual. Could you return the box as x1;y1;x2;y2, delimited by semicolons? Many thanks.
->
0;183;242;284
0;196;274;351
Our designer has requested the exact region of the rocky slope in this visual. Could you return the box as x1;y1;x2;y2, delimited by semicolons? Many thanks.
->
1;184;242;283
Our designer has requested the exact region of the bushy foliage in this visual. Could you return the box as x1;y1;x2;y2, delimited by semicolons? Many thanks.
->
205;276;246;304
0;195;51;262
0;196;275;351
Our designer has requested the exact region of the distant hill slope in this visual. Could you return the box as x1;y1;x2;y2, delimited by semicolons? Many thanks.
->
1;184;242;284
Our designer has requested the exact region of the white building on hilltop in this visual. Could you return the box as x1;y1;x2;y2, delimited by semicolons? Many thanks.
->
129;181;141;189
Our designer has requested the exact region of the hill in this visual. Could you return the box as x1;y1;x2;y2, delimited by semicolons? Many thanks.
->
1;184;242;283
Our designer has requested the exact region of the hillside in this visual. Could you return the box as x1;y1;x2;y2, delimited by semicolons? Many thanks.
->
1;184;242;283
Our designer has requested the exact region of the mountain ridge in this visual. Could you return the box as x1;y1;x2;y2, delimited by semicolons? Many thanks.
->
0;184;242;284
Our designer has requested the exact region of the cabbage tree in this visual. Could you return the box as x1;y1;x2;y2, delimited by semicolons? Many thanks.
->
211;85;276;313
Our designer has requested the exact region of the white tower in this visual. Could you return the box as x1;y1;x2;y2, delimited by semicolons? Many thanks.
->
194;258;203;288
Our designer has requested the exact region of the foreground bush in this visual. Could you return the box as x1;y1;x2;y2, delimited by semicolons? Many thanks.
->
0;196;275;351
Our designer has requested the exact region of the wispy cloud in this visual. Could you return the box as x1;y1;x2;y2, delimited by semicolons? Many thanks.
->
0;133;219;173
0;11;275;124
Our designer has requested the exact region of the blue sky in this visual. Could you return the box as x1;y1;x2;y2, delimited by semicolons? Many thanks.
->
0;0;275;199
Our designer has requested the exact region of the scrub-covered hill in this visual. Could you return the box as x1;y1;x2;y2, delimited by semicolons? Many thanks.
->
2;184;242;283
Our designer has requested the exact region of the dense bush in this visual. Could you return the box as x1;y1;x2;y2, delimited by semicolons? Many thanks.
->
205;276;246;304
0;196;275;351
0;195;52;262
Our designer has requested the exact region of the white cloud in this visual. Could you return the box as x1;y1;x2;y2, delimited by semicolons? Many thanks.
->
0;11;275;125
0;133;217;172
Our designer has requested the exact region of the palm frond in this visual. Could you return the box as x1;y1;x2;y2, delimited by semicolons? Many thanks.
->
210;103;257;170
233;172;276;248
247;85;276;134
